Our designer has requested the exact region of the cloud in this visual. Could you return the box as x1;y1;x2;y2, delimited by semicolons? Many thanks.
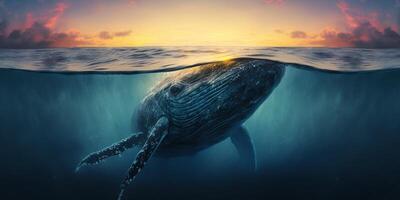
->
0;3;91;48
313;24;400;48
44;3;68;29
311;27;353;47
0;22;90;48
0;20;7;34
98;30;132;40
0;1;130;48
50;31;90;48
292;0;400;48
114;30;132;37
22;3;68;30
291;31;308;39
98;31;113;40
127;0;136;6
0;1;132;49
397;0;400;32
264;0;284;5
336;0;384;30
352;23;400;48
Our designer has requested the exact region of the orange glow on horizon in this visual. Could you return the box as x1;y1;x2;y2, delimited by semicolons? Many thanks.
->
2;0;399;48
62;0;339;47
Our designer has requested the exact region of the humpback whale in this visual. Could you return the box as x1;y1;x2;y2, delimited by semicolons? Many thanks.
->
76;58;285;199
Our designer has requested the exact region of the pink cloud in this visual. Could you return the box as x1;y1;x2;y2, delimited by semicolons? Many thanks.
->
127;0;136;6
44;3;68;29
22;3;68;30
336;0;384;31
264;0;284;5
0;1;134;48
24;13;34;29
292;1;400;48
0;3;91;48
291;31;308;39
312;27;353;47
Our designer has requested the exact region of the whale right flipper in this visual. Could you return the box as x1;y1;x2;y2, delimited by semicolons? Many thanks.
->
76;132;147;171
230;126;256;171
118;117;169;200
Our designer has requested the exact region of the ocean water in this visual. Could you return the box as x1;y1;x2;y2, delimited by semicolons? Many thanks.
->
1;47;400;73
1;47;400;200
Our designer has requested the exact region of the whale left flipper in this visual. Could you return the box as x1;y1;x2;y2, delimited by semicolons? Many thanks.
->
76;132;147;171
118;117;169;200
230;126;256;171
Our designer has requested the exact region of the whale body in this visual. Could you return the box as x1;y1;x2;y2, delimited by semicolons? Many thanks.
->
77;58;285;199
136;58;285;155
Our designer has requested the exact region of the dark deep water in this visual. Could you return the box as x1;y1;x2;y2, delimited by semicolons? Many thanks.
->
1;62;400;200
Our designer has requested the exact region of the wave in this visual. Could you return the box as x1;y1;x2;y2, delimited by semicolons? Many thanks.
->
0;47;399;74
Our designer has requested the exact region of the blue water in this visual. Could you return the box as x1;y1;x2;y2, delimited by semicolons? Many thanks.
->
1;47;400;200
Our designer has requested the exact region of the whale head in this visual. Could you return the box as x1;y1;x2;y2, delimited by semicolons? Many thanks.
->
161;58;285;130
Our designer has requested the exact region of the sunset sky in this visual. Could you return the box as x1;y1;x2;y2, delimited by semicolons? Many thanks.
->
0;0;399;48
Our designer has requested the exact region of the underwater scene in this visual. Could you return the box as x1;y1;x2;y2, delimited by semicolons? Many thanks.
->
2;0;400;199
1;47;400;200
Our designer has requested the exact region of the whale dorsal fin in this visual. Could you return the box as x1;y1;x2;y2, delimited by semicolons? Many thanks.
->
118;116;169;200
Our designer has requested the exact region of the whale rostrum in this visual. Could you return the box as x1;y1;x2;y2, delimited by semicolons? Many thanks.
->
76;58;285;199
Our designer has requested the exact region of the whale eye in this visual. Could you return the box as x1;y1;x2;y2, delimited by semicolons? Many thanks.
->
169;84;184;96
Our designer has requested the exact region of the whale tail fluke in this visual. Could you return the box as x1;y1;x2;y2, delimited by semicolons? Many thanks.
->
75;132;147;172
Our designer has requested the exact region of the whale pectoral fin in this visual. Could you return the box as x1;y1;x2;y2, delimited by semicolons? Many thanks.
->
118;117;169;200
230;126;257;171
76;132;147;171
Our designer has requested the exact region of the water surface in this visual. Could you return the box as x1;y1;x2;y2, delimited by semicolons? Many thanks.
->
1;47;399;73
